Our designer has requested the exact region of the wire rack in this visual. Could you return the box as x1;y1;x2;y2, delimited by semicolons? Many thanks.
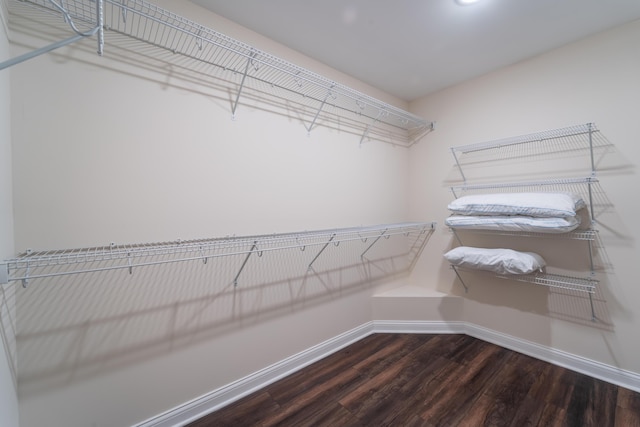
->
445;123;611;321
450;227;598;242
450;123;612;183
2;0;433;145
451;266;597;294
0;222;436;286
449;176;608;224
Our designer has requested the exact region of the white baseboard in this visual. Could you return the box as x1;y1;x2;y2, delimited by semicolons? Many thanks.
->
371;319;466;334
135;322;376;427
137;320;640;427
462;322;640;394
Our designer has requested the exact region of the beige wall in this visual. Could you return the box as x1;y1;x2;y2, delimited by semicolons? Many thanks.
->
409;20;640;373
8;0;640;425
1;0;19;425
9;1;413;426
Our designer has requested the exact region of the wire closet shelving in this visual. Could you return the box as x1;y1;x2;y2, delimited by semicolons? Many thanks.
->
449;123;611;183
1;0;433;146
446;123;611;321
0;222;436;287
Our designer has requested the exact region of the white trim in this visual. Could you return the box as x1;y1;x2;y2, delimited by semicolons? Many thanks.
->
371;319;465;334
462;322;640;394
137;320;640;426
134;322;375;427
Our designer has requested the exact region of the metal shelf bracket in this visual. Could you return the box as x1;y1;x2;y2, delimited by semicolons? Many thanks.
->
308;233;335;270
231;51;258;119
305;85;336;134
0;0;104;71
233;240;258;287
360;228;387;259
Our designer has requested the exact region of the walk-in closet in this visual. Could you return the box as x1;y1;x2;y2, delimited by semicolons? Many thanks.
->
1;1;640;426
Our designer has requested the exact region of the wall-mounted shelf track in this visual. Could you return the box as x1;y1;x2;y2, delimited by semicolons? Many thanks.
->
0;222;436;287
1;0;433;146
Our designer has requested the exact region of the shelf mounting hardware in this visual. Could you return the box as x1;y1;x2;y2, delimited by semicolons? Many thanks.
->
361;228;388;259
0;0;104;71
233;240;258;287
308;233;336;270
305;85;336;135
231;51;258;119
360;109;388;146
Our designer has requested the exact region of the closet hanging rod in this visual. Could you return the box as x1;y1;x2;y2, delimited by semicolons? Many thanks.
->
0;222;436;285
5;0;432;138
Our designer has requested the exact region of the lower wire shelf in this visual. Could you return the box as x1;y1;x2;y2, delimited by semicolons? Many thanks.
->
450;265;598;320
0;221;436;286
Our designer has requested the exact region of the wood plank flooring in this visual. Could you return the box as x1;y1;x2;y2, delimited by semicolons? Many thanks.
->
187;334;640;427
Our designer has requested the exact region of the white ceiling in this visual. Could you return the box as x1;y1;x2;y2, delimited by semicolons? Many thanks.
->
192;0;640;101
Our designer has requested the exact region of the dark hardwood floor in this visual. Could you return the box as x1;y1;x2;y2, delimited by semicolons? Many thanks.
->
187;334;640;427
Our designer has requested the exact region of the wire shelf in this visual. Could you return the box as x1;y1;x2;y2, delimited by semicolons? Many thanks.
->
449;176;613;225
450;227;598;241
450;123;613;183
498;271;597;294
452;266;597;294
3;0;433;145
1;222;436;285
450;176;598;194
450;123;608;154
446;123;609;321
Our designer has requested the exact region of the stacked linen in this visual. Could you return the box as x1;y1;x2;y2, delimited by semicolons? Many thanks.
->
445;192;587;234
444;192;587;275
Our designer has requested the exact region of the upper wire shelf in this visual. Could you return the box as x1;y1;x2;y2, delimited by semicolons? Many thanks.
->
450;123;607;154
2;0;433;146
0;222;436;286
450;123;613;183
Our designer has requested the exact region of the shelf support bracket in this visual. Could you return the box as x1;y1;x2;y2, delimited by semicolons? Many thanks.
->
305;85;335;134
361;228;388;259
0;34;84;71
588;291;596;322
359;109;387;146
451;266;469;293
22;261;30;288
231;51;257;119
233;241;258;287
451;147;467;183
0;0;103;71
308;234;335;270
